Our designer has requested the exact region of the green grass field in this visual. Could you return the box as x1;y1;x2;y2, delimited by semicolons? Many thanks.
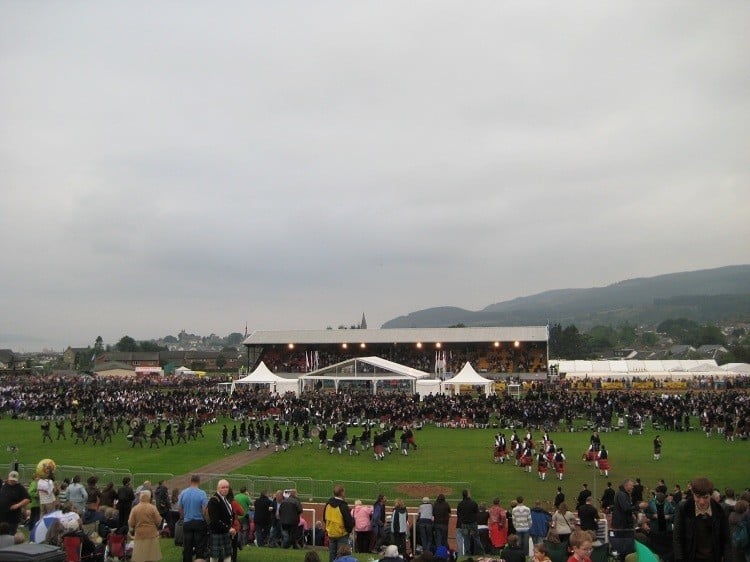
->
3;415;748;561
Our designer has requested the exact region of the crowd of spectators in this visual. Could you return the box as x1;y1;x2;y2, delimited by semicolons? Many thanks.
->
256;344;548;375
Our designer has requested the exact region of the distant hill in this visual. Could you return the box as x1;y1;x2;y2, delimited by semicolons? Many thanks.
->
381;265;750;330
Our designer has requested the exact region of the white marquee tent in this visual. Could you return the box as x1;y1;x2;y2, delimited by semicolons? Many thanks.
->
415;379;443;400
442;362;494;396
720;362;750;374
224;361;299;395
549;359;740;379
298;356;431;395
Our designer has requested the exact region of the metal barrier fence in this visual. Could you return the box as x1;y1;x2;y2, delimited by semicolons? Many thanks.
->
32;465;468;507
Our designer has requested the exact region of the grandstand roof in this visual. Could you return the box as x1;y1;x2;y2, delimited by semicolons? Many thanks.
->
243;326;548;346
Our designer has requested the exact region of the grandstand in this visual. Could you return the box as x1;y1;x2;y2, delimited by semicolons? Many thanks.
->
241;326;549;378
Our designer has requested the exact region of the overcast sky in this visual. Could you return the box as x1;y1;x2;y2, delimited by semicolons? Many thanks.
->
2;2;749;352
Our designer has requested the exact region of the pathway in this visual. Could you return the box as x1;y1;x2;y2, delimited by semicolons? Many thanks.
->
165;445;275;491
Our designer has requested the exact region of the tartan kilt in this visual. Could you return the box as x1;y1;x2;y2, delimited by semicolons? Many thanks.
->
554;461;565;473
210;532;233;558
597;459;610;470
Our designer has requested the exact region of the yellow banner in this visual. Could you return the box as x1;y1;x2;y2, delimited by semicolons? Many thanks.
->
663;381;688;390
632;381;655;390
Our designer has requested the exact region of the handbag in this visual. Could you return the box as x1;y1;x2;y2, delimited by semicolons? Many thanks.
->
174;518;185;546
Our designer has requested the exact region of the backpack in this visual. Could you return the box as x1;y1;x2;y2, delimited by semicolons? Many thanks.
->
733;517;749;551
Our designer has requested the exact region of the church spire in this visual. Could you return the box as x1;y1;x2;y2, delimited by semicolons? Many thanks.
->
360;313;367;330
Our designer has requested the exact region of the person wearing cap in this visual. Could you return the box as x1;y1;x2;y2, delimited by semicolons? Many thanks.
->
0;471;31;534
417;496;434;554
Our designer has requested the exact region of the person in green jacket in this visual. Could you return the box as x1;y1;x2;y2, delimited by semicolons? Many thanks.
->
26;475;40;531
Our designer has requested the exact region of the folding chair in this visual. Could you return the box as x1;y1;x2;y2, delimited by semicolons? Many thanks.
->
63;535;82;562
104;532;127;561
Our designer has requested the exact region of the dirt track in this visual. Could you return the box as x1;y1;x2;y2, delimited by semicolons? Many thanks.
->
164;445;275;491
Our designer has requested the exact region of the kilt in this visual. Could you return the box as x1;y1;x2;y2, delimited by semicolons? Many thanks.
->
537;463;548;473
597;459;610;470
210;532;233;559
520;456;532;467
554;461;565;473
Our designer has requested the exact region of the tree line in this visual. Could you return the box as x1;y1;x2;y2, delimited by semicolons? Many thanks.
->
548;319;749;364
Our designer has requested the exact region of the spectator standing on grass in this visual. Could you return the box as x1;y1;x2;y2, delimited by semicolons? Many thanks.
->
728;499;749;562
457;489;480;555
391;498;409;556
324;485;354;562
154;481;170;524
253;490;273;547
551;502;576;545
610;478;637;559
206;479;236;562
432;493;451;552
488;497;508;550
234;486;251;549
178;474;208;562
530;499;552;545
279;489;303;549
128;489;162;562
578;497;600;534
0;471;30;535
117;476;136;529
370;494;387;552
227;488;245;562
673;476;729;562
417;496;434;554
37;472;56;515
576;484;591;510
600;482;615;514
512;496;532;550
554;487;565;509
26;474;40;531
351;499;373;553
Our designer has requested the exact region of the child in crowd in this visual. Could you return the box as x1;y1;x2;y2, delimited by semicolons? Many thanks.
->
567;530;594;562
500;534;525;562
533;542;552;562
